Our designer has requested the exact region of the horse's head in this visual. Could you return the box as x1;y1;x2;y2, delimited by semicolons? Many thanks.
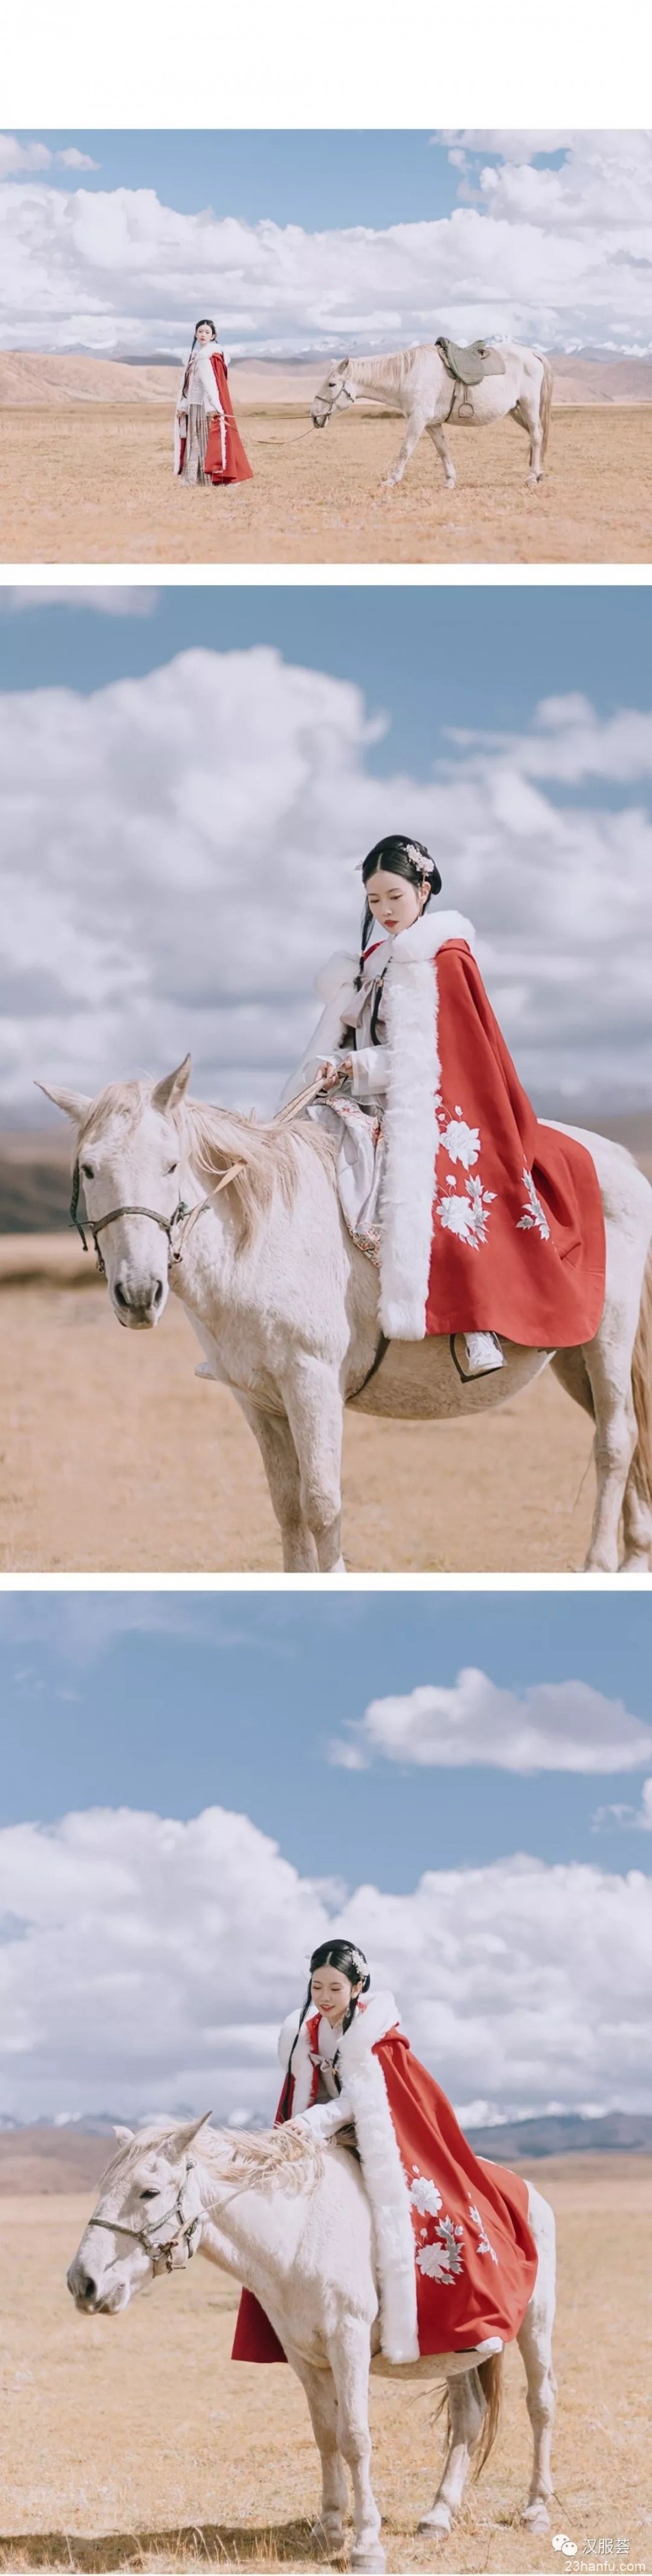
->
310;358;354;427
67;2116;211;2316
39;1057;197;1330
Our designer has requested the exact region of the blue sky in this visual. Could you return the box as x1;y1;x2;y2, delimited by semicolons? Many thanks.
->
2;584;651;785
3;1589;651;1885
6;132;567;229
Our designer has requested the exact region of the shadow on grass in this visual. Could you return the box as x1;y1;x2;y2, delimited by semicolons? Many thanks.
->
0;2528;337;2575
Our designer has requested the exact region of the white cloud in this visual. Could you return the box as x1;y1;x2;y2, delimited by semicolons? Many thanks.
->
55;151;100;174
0;136;52;180
0;136;100;181
329;1667;652;1774
594;1778;652;1831
0;1802;649;2122
0;132;650;356
1;650;651;1120
1;586;159;616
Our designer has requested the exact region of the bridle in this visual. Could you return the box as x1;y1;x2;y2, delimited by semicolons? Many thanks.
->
86;2175;201;2276
313;377;357;424
69;1163;244;1278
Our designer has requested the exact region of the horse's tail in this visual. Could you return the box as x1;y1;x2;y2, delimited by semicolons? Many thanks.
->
434;2350;503;2480
539;356;554;460
630;1240;652;1511
473;2352;503;2474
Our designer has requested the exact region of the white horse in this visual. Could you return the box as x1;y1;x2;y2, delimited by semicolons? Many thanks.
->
67;2115;557;2569
43;1059;652;1575
310;343;553;489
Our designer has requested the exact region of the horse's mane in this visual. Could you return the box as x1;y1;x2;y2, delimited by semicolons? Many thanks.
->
352;349;417;392
180;1097;335;1245
74;1079;335;1250
98;2119;324;2199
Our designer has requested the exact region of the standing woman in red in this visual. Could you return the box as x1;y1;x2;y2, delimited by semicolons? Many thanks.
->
232;1939;539;2370
174;318;254;487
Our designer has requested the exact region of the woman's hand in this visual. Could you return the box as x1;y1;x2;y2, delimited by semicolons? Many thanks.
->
317;1058;353;1090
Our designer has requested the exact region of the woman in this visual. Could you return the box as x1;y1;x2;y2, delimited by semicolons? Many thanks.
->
232;1939;539;2367
174;318;253;487
282;835;605;1374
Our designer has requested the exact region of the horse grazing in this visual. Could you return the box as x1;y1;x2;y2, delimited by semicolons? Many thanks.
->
310;343;553;490
67;2115;557;2568
43;1058;652;1574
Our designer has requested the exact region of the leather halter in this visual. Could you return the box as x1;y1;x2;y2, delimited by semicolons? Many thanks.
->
69;1166;241;1277
86;2175;201;2276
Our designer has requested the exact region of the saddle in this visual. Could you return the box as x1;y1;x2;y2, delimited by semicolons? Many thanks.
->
436;337;507;386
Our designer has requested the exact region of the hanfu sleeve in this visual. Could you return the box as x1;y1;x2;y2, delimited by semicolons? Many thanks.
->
349;1045;391;1099
294;2090;353;2139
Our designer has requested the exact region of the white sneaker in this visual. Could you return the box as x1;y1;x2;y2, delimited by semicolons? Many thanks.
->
463;1332;504;1377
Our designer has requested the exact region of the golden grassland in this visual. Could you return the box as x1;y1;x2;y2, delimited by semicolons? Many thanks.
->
0;1255;597;1573
0;2157;649;2573
1;404;651;563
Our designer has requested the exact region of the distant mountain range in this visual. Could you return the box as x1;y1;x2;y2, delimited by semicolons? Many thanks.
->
1;349;652;407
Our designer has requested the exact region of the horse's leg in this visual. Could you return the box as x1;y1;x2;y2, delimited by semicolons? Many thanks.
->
292;2357;349;2554
582;1329;639;1572
237;1397;318;1572
621;1449;652;1570
381;407;428;490
418;2371;485;2539
280;1359;346;1572
425;419;456;489
516;2300;557;2532
512;390;544;485
328;2321;384;2572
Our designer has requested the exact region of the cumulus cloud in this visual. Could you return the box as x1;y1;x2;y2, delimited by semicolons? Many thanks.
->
1;648;651;1119
329;1667;652;1774
0;1802;649;2123
1;586;159;616
0;132;650;355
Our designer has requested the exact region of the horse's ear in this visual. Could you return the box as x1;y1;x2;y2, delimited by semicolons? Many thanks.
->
112;2124;134;2143
151;1056;192;1114
168;2113;213;2156
36;1079;93;1127
339;357;350;372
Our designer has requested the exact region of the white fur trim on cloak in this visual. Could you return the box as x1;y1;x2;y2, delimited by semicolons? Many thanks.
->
380;914;475;1339
337;1991;419;2364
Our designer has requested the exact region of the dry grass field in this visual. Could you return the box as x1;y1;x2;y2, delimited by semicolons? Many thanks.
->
1;402;651;564
0;2154;649;2574
0;1243;599;1574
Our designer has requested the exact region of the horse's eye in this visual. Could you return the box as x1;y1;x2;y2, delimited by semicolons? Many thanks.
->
81;1163;95;1180
166;1161;178;1176
140;2188;159;2201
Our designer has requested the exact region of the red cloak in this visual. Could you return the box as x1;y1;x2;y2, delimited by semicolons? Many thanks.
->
424;942;605;1346
231;2014;538;2366
177;351;253;484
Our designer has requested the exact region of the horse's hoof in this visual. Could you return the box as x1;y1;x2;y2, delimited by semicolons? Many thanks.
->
522;2502;551;2533
310;2518;345;2553
418;2510;451;2538
351;2551;385;2573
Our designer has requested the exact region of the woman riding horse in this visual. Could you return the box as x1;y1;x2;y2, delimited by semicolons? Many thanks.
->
282;837;605;1374
233;1939;539;2368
